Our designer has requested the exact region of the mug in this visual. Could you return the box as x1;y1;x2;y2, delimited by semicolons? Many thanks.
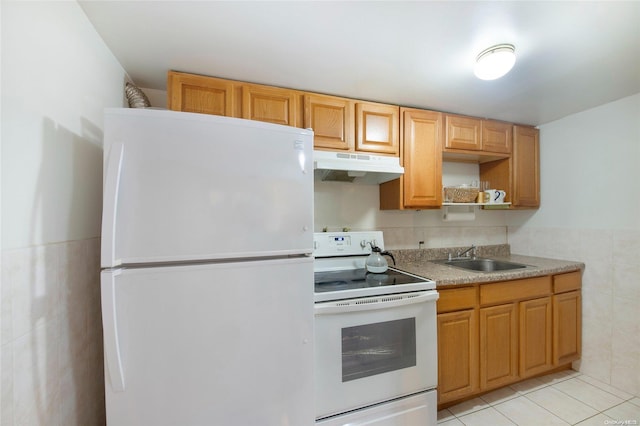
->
485;189;506;204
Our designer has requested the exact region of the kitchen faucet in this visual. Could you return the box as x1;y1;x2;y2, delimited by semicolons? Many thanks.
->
448;244;476;261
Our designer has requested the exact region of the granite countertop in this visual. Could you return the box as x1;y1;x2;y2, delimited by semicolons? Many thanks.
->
390;245;584;288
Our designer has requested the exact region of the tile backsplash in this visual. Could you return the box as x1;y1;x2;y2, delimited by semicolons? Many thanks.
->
508;226;640;396
1;238;105;426
381;225;508;250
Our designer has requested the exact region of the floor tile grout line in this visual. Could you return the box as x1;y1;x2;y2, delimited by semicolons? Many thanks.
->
600;399;640;416
570;411;615;426
575;375;638;402
439;371;639;425
547;381;622;415
516;392;573;425
451;405;517;426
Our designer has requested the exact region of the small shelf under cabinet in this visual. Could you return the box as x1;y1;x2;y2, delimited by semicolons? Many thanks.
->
442;203;511;207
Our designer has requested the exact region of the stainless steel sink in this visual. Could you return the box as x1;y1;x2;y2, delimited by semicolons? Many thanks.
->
435;258;529;272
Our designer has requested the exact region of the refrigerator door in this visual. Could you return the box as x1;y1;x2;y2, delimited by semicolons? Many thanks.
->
101;108;314;267
101;257;314;426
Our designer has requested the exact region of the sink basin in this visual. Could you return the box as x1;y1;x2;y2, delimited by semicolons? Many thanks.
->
436;258;529;272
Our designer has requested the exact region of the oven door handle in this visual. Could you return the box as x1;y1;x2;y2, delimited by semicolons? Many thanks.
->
314;291;439;315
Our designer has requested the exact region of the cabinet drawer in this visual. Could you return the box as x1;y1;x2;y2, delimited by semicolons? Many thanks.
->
553;271;582;293
480;276;551;306
438;286;477;313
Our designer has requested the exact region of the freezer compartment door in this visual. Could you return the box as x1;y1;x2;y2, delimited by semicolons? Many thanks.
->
101;257;314;426
101;108;313;267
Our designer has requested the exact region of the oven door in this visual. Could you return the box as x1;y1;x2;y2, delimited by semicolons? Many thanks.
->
314;290;439;420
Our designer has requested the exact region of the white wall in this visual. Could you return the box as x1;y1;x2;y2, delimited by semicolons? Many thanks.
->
1;1;127;425
2;1;125;249
508;93;640;230
508;93;640;396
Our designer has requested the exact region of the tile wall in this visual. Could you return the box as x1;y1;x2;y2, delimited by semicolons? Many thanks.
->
508;226;640;396
380;225;508;250
1;238;105;426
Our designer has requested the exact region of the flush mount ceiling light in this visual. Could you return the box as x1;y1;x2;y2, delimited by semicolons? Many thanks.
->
474;44;516;80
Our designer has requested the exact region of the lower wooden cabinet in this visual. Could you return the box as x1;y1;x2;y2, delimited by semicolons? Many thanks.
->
437;271;582;408
437;309;478;403
554;290;582;365
553;271;582;365
479;303;518;390
520;297;553;378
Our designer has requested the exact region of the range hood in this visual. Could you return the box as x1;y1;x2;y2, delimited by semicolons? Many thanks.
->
313;150;404;184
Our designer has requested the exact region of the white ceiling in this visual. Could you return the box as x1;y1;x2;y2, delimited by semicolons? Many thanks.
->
79;1;640;126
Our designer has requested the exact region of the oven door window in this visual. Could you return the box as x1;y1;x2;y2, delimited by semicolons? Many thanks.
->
341;318;416;382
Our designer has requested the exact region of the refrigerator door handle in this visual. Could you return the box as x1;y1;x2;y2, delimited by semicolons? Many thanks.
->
101;142;124;267
102;271;126;391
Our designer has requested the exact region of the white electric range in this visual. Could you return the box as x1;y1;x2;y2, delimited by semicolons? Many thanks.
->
313;231;439;426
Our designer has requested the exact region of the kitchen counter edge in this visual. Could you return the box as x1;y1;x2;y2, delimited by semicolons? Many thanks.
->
391;248;584;288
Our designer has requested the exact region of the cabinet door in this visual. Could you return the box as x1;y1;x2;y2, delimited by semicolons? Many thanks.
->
356;102;399;155
402;108;443;208
519;297;552;378
553;291;582;365
482;120;512;154
437;309;478;404
512;126;540;207
379;108;442;210
445;115;481;151
242;84;299;127
479;304;518;390
304;94;354;151
167;71;235;117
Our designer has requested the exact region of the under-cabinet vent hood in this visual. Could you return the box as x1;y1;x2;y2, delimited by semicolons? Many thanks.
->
313;150;404;184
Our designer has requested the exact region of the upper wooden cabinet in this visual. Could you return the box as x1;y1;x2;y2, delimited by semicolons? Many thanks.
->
512;125;540;207
444;114;512;159
304;93;355;151
306;95;399;156
445;115;481;151
241;84;301;127
380;108;442;210
167;71;302;127
167;71;543;206
479;125;539;209
167;71;236;117
356;102;400;155
482;120;512;154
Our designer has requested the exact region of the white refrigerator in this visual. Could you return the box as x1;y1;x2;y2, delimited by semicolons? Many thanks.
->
100;108;315;425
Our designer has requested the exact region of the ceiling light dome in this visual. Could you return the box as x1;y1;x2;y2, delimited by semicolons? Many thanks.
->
474;44;516;80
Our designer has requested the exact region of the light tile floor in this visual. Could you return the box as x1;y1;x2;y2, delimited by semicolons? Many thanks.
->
438;370;640;426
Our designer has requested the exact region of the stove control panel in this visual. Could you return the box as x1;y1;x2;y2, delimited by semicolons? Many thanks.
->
313;231;384;258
